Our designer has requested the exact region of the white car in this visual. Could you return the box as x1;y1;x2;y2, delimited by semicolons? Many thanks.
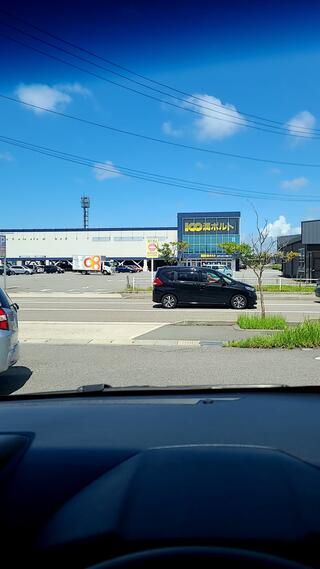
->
0;288;19;374
9;265;33;275
204;264;233;278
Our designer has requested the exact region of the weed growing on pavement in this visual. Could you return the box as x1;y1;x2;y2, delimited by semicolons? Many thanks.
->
226;319;320;349
237;314;287;330
259;285;314;293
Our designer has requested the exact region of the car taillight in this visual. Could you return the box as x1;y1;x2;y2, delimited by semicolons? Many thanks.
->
153;276;163;286
0;308;9;330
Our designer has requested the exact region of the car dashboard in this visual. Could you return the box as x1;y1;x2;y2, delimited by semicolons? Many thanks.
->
0;387;320;568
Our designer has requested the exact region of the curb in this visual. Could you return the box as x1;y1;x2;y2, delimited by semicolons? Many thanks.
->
20;338;200;347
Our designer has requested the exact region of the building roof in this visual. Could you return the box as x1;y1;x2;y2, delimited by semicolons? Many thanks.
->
277;234;301;248
177;211;240;217
0;227;177;233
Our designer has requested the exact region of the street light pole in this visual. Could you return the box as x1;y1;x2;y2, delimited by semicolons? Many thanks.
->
0;235;6;291
3;246;6;291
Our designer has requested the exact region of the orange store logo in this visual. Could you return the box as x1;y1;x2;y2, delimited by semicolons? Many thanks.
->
83;256;101;270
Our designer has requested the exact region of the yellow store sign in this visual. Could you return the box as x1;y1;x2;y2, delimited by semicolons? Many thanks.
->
184;222;234;232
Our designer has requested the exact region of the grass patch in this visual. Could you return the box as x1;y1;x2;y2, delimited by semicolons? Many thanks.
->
259;284;314;293
125;286;152;292
237;314;287;330
227;319;320;349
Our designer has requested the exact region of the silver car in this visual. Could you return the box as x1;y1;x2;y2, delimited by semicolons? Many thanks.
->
0;288;19;374
9;264;33;275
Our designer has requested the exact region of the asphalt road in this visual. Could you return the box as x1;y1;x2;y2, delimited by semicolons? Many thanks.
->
2;343;320;395
14;296;320;323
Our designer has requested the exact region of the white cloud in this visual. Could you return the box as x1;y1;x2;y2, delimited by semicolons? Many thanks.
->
186;93;246;140
280;176;309;190
93;160;122;181
269;167;281;175
162;121;183;137
266;215;300;238
285;110;316;144
16;82;90;113
55;82;91;97
0;151;13;161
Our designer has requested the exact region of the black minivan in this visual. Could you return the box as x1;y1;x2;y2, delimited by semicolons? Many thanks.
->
153;266;257;309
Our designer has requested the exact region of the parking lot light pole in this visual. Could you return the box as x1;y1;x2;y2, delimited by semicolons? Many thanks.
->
3;248;6;291
0;235;6;291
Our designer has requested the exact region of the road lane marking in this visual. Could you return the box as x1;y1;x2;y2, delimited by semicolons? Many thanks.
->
19;308;320;313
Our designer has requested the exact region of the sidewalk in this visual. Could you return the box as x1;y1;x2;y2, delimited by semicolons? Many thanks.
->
19;321;167;345
19;321;271;346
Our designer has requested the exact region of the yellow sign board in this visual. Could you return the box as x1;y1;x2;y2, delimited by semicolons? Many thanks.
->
146;239;159;259
184;222;234;232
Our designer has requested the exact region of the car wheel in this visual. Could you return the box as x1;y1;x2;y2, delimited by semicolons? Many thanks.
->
230;294;247;309
161;294;177;309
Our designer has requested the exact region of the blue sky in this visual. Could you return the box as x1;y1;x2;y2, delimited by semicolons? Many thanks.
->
2;0;320;237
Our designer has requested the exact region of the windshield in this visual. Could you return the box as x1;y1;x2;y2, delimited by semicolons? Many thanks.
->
1;0;320;395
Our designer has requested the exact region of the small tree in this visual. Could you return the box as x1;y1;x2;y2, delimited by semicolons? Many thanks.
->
156;242;176;265
221;212;298;317
156;241;188;265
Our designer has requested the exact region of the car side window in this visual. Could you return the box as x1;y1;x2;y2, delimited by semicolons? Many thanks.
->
163;270;176;281
200;270;222;284
177;271;198;282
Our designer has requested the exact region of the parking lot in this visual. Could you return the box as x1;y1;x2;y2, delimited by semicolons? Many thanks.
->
2;267;290;295
3;270;142;294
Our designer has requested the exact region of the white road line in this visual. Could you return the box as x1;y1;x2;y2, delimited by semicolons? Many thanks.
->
19;307;320;313
18;301;318;306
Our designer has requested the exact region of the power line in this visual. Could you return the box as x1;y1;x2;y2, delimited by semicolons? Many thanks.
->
0;133;318;202
0;7;319;135
1;26;319;139
3;92;320;169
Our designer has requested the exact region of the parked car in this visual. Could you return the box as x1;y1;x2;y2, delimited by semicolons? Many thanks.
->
153;266;257;309
115;265;136;273
44;265;65;273
0;288;19;374
27;263;45;273
0;266;12;276
204;264;233;278
9;265;34;275
130;265;143;272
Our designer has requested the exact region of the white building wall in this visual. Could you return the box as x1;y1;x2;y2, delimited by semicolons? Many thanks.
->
5;229;178;259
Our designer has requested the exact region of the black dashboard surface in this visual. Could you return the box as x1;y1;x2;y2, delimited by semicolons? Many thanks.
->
0;390;320;568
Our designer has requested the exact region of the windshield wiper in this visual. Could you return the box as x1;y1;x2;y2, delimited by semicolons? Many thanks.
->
78;383;113;392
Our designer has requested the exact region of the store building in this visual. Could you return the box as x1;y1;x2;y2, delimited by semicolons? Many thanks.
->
177;211;240;269
277;219;320;280
0;210;241;270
